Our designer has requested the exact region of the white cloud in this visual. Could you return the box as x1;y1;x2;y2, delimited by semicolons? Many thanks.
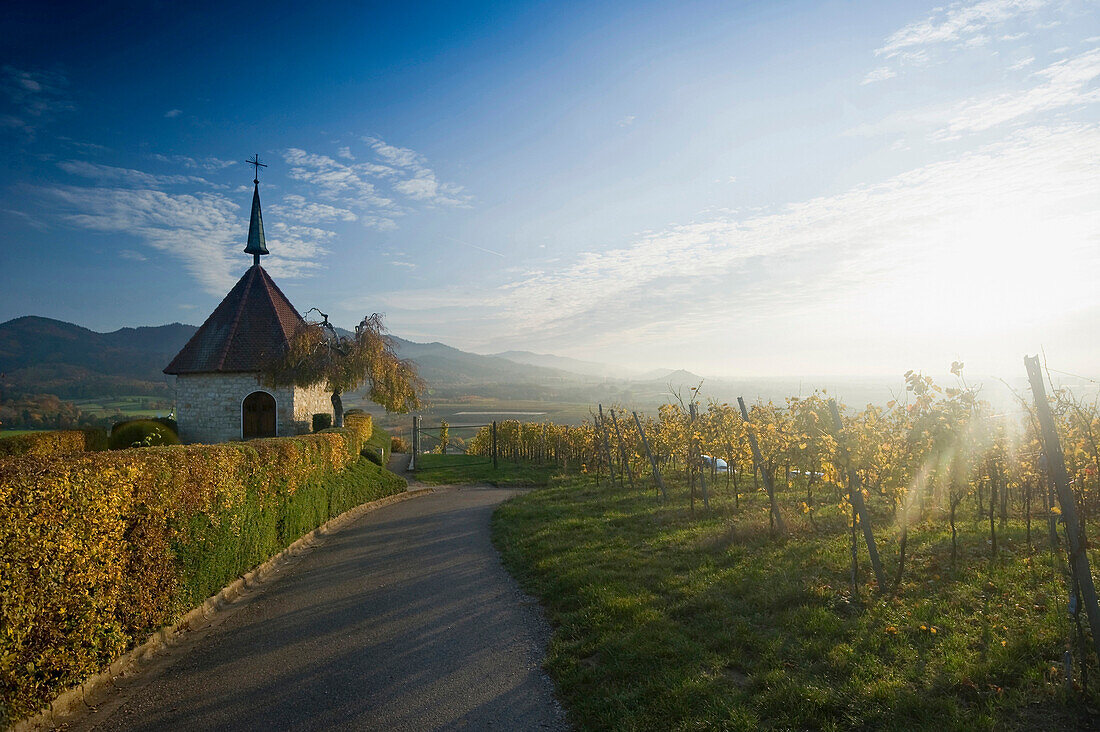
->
43;184;328;293
272;193;358;224
938;48;1100;137
287;139;471;210
164;109;182;118
877;0;1049;59
1008;56;1036;69
150;153;236;171
618;114;636;127
861;66;897;85
364;137;424;168
283;147;396;209
447;124;1100;367
45;186;245;293
337;146;354;160
57;160;221;188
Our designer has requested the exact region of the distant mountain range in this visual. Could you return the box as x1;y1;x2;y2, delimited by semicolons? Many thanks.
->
0;315;948;412
0;316;703;404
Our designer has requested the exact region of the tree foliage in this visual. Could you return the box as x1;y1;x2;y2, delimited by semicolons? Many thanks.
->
262;312;423;425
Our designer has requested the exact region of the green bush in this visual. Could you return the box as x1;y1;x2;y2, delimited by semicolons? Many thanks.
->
109;420;180;450
361;446;384;466
312;413;333;432
0;427;403;725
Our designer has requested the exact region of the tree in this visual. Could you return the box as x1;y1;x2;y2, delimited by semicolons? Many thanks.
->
262;311;423;427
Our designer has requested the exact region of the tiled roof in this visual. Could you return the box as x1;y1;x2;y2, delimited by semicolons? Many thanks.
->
164;265;304;374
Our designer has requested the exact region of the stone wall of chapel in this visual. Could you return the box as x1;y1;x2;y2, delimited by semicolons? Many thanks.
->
175;373;297;444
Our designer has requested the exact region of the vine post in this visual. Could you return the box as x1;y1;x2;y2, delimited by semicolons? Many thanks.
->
737;397;786;535
633;411;667;501
1025;355;1100;667
827;399;888;593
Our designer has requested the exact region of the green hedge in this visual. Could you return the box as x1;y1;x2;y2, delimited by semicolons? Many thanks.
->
0;427;405;725
0;429;107;458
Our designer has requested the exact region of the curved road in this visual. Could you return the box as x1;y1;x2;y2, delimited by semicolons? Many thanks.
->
72;485;567;731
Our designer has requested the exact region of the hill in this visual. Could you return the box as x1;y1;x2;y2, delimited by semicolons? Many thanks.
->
0;316;603;403
492;350;629;379
0;317;198;398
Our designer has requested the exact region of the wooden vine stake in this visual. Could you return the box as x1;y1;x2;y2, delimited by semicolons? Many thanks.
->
737;397;786;535
633;411;667;501
609;409;637;491
1025;355;1100;666
827;399;888;593
689;403;710;510
597;404;619;488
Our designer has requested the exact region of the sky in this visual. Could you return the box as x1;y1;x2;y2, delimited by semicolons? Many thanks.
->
1;0;1098;379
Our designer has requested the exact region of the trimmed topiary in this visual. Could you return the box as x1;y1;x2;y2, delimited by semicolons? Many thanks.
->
312;413;333;432
109;420;181;450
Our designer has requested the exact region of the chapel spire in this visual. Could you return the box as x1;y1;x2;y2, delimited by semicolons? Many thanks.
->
243;154;269;266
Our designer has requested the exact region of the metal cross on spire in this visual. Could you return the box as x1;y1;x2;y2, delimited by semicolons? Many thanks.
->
245;154;267;184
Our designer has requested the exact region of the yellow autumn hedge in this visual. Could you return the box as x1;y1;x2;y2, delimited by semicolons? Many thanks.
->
0;426;403;725
343;411;373;443
0;429;107;458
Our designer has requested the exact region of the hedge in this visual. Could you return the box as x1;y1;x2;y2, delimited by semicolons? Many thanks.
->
343;411;373;443
0;429;107;458
0;427;405;725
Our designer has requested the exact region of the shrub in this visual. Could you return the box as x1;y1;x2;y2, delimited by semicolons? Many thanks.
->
343;411;373;443
391;435;410;453
312;413;333;432
108;420;181;450
0;426;404;724
0;429;107;458
361;446;384;466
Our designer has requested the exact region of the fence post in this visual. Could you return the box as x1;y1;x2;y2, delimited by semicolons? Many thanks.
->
1026;355;1100;667
633;410;666;501
410;415;421;470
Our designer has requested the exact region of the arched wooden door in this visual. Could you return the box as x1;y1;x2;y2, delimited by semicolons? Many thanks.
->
242;391;276;439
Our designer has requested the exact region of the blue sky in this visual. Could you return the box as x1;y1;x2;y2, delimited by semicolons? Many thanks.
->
2;0;1099;377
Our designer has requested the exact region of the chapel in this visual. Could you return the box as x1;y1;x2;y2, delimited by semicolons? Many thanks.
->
164;165;331;444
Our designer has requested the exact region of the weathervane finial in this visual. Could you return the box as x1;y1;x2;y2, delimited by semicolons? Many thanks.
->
246;153;267;185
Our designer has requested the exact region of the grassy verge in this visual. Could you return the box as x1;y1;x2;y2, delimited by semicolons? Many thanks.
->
365;424;391;453
492;474;1097;730
413;453;560;487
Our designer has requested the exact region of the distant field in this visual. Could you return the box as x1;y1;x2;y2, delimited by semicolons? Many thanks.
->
71;395;170;419
0;430;42;439
353;396;596;448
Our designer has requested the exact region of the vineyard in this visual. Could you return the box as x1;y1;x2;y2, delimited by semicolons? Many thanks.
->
472;359;1100;713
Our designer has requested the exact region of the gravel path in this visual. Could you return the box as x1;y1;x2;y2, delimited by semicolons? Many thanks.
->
70;486;567;731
